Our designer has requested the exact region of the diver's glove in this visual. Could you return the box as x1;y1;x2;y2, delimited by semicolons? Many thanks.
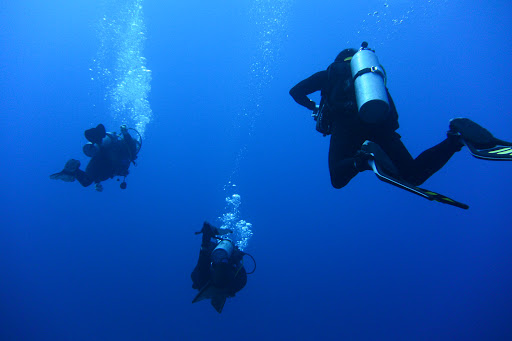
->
311;104;320;120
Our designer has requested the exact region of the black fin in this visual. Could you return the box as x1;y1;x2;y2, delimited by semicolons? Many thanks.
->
49;159;80;182
49;171;75;182
465;140;512;161
192;281;229;313
84;124;107;144
210;296;227;314
370;159;469;209
361;141;399;176
449;118;496;149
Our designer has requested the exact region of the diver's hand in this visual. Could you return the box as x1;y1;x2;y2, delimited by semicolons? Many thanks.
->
312;104;320;119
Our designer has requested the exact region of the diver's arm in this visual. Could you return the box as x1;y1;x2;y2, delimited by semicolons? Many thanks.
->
191;242;215;290
289;71;327;111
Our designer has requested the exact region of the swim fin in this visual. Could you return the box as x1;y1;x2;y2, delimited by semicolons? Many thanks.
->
449;118;512;160
361;141;399;176
84;124;107;145
449;118;496;149
195;222;233;238
49;171;75;182
369;159;469;209
464;140;512;161
192;281;228;313
49;159;81;182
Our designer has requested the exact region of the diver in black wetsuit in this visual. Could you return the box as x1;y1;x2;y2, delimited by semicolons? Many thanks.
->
50;124;141;191
191;222;249;314
289;47;508;189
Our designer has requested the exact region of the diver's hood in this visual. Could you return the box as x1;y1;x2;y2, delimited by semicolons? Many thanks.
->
335;48;357;62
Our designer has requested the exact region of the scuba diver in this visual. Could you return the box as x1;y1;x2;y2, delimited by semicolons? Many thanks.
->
191;222;255;313
289;42;512;208
50;124;142;191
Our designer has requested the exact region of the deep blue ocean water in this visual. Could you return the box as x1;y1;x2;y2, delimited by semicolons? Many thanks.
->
1;0;512;340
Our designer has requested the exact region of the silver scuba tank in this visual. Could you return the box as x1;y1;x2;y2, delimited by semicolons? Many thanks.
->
211;239;234;264
82;133;116;157
350;42;390;123
83;142;99;157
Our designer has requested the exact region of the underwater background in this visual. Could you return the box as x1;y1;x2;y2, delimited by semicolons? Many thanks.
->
1;0;512;340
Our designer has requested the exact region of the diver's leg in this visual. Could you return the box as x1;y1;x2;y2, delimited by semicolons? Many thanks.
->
75;169;93;187
191;241;215;290
328;122;366;189
409;133;463;185
375;131;462;186
84;153;115;183
191;221;226;289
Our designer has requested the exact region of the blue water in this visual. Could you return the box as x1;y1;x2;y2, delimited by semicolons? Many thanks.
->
1;0;512;340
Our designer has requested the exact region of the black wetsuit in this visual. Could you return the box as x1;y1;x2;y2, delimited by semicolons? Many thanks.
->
290;67;462;188
76;131;138;187
191;236;247;296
